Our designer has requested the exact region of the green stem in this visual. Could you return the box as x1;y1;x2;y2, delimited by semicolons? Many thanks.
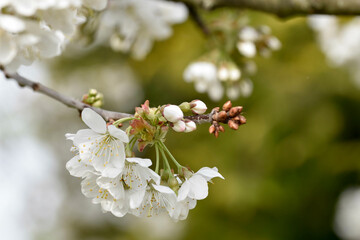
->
158;143;172;172
158;141;183;169
113;117;135;126
155;144;160;174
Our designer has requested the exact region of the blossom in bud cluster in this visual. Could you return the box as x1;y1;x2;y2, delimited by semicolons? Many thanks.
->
183;60;253;101
96;0;188;60
190;100;207;115
184;120;196;133
172;120;186;132
163;105;184;123
0;0;107;72
66;102;224;221
178;167;224;201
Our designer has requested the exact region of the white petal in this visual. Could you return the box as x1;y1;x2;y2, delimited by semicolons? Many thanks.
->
83;0;108;11
101;200;113;212
196;167;225;181
73;129;100;146
81;108;106;134
0;15;25;33
66;155;95;178
129;188;146;209
102;167;123;178
187;175;208;200
65;133;75;141
126;157;152;167
0;34;17;65
177;181;190;201
108;125;129;143
152;184;175;195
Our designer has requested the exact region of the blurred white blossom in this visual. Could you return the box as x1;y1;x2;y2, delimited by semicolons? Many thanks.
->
334;187;360;240
0;0;106;72
309;15;360;88
97;0;188;59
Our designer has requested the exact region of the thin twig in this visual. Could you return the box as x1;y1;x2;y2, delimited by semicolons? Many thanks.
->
186;3;211;36
1;69;213;124
2;70;132;121
179;0;360;17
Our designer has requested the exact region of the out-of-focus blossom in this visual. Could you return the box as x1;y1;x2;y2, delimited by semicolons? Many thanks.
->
97;0;188;59
334;187;360;240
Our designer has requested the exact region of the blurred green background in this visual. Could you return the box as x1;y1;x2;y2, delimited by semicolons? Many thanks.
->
3;10;360;240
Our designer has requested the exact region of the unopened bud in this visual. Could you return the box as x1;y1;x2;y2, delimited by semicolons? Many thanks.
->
190;100;207;114
214;131;219;138
219;125;225;132
222;101;232;112
89;89;97;96
95;93;104;101
172;120;186;132
209;125;216;134
228;120;239;130
168;177;179;192
92;100;103;108
183;168;193;179
179;102;191;112
229;107;242;117
217;111;227;122
163;105;184;123
239;115;247;124
184;120;196;133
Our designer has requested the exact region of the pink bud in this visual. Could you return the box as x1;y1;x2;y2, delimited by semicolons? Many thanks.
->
172;120;186;132
184;120;196;133
190;100;207;114
163;105;184;122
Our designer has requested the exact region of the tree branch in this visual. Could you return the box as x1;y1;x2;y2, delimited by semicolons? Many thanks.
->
0;69;213;124
180;0;360;17
1;69;132;121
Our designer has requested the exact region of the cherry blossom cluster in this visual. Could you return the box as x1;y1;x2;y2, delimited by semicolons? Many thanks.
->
66;100;224;220
0;0;188;72
308;15;360;88
96;0;188;60
0;0;107;72
183;23;281;101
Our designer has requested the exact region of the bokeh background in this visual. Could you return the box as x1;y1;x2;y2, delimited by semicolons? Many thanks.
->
1;10;360;240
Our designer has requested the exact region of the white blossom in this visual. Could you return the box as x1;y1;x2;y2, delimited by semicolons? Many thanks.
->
190;100;207;114
237;41;257;58
172;120;186;132
171;197;197;221
184;120;196;133
177;167;224;201
97;0;188;59
163;105;184;123
70;108;129;178
131;183;177;217
334;187;360;240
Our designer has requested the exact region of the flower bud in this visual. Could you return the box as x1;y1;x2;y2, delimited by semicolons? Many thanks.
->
217;66;230;81
184;120;196;133
92;100;103;108
229;68;241;81
209;125;216;134
89;89;98;96
179;102;191;112
222;100;232;112
190;100;207;114
172;120;186;132
163;105;184;122
239;115;247;124
168;176;179;192
228;120;239;130
217;111;227;122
